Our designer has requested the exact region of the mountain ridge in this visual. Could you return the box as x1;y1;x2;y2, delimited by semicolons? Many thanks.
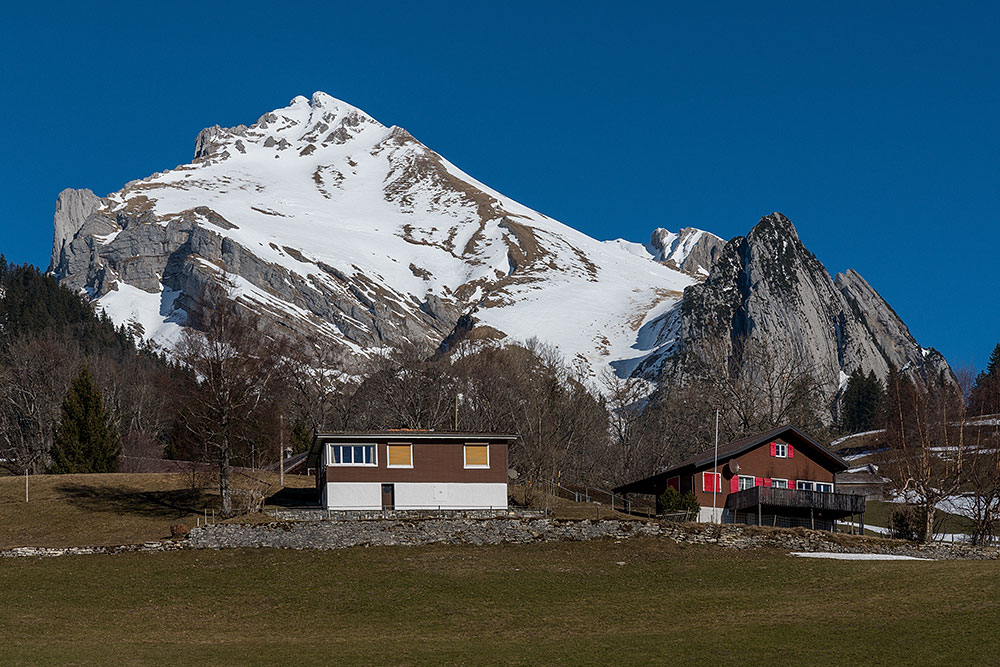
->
49;93;951;403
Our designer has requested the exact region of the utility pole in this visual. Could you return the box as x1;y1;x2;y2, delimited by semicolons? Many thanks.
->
25;466;29;503
712;408;719;523
279;414;285;487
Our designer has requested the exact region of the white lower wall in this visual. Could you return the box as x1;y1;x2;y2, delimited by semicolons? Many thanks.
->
698;506;723;523
324;482;508;510
325;482;382;510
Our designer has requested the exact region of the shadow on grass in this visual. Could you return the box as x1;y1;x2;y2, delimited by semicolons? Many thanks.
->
54;483;213;519
265;486;319;508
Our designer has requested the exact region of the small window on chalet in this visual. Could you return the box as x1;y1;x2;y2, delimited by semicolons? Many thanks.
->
332;444;376;466
387;445;412;468
772;479;788;489
738;475;755;491
815;482;834;493
464;444;489;468
796;481;814;491
772;442;788;458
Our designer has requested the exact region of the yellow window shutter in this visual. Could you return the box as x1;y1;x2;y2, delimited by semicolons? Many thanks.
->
465;445;488;467
388;445;411;466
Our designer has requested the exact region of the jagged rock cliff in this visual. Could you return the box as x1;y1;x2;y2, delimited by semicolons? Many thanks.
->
660;212;953;405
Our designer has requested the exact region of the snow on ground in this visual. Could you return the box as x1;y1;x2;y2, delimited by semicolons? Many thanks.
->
97;283;186;350
790;552;933;561
830;430;885;446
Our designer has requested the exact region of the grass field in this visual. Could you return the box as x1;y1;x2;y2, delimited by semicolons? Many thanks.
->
0;471;313;549
1;538;998;665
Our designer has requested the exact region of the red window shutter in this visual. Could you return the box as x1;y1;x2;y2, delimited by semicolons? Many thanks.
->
763;478;773;487
754;476;763;487
790;480;797;490
702;473;710;493
730;476;739;493
668;476;680;491
788;444;795;458
769;442;776;456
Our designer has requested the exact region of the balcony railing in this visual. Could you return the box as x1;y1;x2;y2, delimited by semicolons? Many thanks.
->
725;486;866;514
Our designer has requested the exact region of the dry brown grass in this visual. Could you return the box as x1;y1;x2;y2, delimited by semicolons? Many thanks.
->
0;471;313;549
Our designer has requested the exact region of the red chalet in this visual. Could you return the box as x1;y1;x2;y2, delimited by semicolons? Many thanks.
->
614;425;866;531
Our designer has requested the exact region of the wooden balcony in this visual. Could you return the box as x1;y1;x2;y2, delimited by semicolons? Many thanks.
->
725;486;866;515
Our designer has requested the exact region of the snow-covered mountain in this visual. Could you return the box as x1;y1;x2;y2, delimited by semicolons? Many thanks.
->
49;93;951;407
50;92;720;382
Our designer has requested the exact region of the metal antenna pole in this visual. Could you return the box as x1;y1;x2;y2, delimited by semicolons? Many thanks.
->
712;408;719;523
279;414;285;487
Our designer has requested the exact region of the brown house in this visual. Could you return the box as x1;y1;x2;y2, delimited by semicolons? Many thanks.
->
614;425;866;531
307;431;516;510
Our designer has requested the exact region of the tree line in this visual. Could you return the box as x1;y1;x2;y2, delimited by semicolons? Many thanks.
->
6;255;1000;535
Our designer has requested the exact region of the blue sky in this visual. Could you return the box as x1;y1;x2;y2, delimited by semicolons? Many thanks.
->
1;1;997;370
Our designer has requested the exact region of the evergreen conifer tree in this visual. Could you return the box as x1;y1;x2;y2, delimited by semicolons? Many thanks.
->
50;365;119;473
970;343;1000;416
841;369;885;433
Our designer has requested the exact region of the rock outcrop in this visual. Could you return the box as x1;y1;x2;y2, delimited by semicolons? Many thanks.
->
648;227;725;276
659;212;953;406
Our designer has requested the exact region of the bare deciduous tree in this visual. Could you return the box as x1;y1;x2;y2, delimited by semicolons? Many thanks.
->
0;335;76;473
878;369;967;543
178;294;289;515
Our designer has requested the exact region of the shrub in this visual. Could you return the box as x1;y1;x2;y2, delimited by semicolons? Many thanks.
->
889;505;927;542
658;487;700;518
169;522;190;539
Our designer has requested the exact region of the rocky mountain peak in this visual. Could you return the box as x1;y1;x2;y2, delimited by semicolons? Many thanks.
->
667;212;954;417
647;227;724;277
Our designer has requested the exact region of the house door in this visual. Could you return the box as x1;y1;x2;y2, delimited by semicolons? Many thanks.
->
381;484;395;510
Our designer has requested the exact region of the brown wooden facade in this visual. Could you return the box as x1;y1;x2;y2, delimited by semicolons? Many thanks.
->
614;425;865;530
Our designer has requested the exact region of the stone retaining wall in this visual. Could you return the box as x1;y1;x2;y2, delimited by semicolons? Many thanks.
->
0;541;187;559
187;518;999;560
267;507;547;521
3;519;996;560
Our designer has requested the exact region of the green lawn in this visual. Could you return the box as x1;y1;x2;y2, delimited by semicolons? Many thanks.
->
1;539;998;665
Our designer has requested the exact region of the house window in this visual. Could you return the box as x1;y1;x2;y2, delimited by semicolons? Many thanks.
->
772;479;788;489
774;442;788;458
815;482;834;493
331;444;376;466
796;481;814;491
387;444;412;468
738;475;755;490
464;444;489;468
702;471;722;493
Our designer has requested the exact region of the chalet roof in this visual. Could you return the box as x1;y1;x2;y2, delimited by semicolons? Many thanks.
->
834;471;887;485
306;431;517;469
613;424;849;495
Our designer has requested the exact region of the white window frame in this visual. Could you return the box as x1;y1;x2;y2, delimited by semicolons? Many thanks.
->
774;442;788;458
464;443;490;469
386;443;413;469
796;480;815;491
815;482;834;493
330;443;377;467
738;475;755;491
771;478;789;489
